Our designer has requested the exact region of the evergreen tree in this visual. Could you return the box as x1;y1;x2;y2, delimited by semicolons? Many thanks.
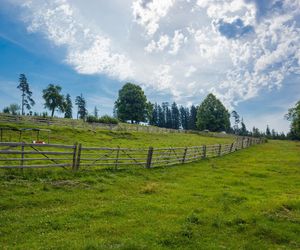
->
180;106;189;130
64;94;73;118
240;118;247;136
171;102;180;129
166;106;172;128
150;103;159;126
17;74;35;115
196;94;230;132
146;101;154;124
42;84;65;117
266;125;271;137
231;110;240;134
158;104;165;127
189;105;197;130
94;106;99;118
75;94;88;120
114;83;148;123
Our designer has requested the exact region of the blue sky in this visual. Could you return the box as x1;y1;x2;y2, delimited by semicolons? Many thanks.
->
0;0;300;133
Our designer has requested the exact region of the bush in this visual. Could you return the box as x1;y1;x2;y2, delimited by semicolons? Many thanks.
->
86;115;98;123
98;115;118;124
86;115;118;124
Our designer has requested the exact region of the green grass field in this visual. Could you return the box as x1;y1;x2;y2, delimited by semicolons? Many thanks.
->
0;125;299;249
0;123;234;147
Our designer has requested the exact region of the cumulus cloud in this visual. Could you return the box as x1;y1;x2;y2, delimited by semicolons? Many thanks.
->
132;0;175;36
23;0;133;80
7;0;300;108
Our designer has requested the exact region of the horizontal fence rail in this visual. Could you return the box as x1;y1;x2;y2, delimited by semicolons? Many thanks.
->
0;142;77;170
0;137;266;170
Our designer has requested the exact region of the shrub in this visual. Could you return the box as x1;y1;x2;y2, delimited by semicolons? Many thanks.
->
86;115;118;124
98;115;118;124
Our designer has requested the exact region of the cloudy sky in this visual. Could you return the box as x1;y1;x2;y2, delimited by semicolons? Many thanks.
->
1;0;300;133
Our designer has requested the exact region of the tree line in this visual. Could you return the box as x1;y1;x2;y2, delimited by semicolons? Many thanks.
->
1;75;299;140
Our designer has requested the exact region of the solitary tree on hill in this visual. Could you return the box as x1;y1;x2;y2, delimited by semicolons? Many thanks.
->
196;93;230;132
17;74;35;115
42;84;65;117
114;83;148;123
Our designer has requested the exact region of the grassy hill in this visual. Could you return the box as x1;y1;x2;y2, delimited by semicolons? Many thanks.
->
0;123;234;147
0;126;299;249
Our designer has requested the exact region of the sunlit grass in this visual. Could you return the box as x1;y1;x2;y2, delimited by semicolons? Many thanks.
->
0;140;299;249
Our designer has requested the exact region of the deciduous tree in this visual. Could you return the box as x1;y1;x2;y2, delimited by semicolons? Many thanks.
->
114;83;148;123
42;84;65;117
196;93;230;132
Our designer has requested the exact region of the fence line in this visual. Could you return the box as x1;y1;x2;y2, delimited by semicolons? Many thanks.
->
0;113;231;138
0;137;266;170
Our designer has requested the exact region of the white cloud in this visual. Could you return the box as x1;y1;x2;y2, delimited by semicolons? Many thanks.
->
132;0;175;36
169;30;186;55
7;0;300;110
145;34;169;53
23;0;133;80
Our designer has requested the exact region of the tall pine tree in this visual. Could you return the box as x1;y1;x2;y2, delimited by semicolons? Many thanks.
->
17;74;35;115
64;94;73;118
171;102;180;129
189;105;197;130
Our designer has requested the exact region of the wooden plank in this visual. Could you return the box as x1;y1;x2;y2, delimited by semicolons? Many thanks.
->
146;147;153;168
0;163;71;169
0;151;73;155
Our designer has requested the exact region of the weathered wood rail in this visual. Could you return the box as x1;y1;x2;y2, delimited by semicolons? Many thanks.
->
0;137;266;170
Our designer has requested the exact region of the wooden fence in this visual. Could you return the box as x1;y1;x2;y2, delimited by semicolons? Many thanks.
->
0;137;265;170
0;113;231;138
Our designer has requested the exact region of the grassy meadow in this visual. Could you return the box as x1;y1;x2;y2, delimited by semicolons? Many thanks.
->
0;123;234;147
0;125;299;249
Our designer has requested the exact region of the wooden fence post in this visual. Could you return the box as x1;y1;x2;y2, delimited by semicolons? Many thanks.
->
115;146;120;170
76;143;82;170
146;147;153;168
20;142;25;172
72;143;78;171
0;128;2;142
202;145;206;159
182;147;188;163
218;144;222;156
230;142;234;153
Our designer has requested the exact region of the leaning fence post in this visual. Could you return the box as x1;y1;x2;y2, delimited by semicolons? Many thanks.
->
230;142;234;153
182;147;188;163
202;145;206;159
72;142;78;171
218;144;222;156
146;147;153;168
76;143;82;170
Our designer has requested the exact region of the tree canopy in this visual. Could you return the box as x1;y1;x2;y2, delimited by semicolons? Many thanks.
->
42;84;65;117
115;83;147;123
285;100;300;140
196;93;230;132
